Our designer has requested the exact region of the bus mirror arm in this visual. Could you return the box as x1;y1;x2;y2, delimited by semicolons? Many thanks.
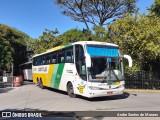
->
85;53;91;67
124;54;132;67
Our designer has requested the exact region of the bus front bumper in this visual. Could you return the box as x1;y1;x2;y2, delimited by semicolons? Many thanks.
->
86;87;124;98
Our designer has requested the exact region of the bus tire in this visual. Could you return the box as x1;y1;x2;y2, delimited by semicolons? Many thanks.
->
37;78;39;86
67;82;76;98
39;79;45;89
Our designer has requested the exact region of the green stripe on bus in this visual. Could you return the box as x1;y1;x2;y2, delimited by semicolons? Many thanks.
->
50;64;59;87
64;43;72;48
53;64;65;89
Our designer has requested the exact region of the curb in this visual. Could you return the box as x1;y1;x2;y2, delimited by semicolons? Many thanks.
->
124;89;160;93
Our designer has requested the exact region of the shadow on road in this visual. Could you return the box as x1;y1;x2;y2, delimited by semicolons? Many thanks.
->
46;87;68;96
0;81;34;94
23;81;131;102
77;92;130;101
45;86;130;101
23;81;34;86
0;87;15;94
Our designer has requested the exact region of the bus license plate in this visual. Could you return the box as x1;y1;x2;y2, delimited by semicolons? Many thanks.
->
107;91;113;94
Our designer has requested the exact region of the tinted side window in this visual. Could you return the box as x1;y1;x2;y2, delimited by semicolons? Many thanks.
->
37;57;42;65
46;54;51;64
57;50;65;63
33;58;37;66
65;47;73;63
42;56;46;65
51;53;57;64
34;57;42;66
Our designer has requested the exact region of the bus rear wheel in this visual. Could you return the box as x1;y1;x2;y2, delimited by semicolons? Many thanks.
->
39;79;45;89
67;83;76;98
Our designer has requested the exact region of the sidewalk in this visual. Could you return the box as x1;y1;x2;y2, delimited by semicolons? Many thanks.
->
125;89;160;93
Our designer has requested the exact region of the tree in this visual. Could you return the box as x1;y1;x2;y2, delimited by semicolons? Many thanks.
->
0;38;13;71
34;29;61;54
59;28;89;45
0;24;35;75
92;25;109;42
149;0;160;17
108;14;160;71
55;0;137;29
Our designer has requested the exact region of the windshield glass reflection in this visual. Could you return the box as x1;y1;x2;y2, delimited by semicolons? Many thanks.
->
88;57;123;82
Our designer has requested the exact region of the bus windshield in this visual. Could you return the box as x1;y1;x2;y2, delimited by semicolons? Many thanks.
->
86;45;123;82
88;57;123;82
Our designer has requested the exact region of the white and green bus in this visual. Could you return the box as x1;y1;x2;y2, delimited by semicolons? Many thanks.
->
32;41;132;98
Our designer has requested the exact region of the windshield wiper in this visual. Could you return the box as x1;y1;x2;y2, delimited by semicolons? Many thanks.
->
111;69;119;81
101;69;119;83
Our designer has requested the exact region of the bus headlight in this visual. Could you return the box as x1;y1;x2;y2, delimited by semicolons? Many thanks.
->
89;86;100;90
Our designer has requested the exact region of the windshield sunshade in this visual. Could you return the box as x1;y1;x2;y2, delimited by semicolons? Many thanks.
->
86;45;119;57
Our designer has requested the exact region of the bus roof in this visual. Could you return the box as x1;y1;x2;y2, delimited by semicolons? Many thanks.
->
73;41;118;47
32;41;118;58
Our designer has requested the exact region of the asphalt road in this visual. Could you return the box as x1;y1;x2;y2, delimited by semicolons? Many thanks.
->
0;81;160;119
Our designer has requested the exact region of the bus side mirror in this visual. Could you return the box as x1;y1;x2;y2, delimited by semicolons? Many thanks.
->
85;53;91;67
124;54;132;67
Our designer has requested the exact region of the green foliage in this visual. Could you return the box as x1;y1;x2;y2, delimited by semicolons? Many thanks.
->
0;24;35;75
108;14;160;72
59;28;89;45
33;28;91;54
33;28;95;54
149;0;160;17
33;29;61;54
92;25;109;42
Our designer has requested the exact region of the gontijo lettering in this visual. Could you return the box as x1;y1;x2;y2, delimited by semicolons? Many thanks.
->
38;67;47;72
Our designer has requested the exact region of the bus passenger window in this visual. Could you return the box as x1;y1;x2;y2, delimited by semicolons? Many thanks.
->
51;53;56;64
37;57;42;65
42;56;46;65
61;56;64;62
65;47;73;63
57;50;65;63
66;56;71;62
46;55;51;64
33;58;37;66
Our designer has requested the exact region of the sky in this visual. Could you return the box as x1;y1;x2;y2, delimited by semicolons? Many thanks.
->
0;0;154;39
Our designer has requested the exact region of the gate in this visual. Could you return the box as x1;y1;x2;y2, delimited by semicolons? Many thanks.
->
0;76;14;88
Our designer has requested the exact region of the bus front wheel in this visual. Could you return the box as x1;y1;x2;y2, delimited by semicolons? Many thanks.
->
67;83;76;98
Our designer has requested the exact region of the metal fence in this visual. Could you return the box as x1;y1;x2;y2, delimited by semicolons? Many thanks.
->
0;76;14;88
125;71;160;90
